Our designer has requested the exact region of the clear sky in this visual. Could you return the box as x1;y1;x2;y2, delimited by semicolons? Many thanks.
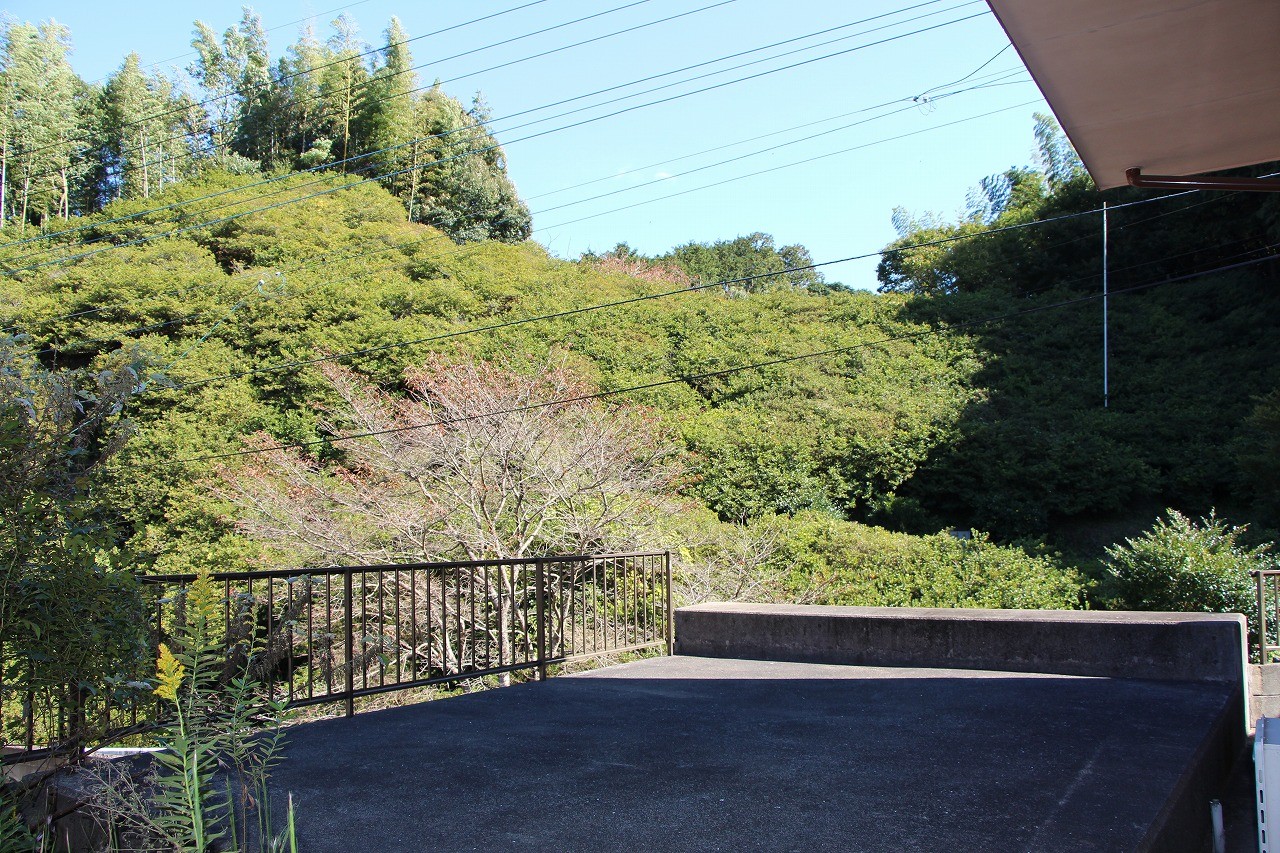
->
7;0;1050;289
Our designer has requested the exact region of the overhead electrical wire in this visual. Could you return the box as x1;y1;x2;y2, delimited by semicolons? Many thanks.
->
3;9;995;274
527;64;1024;201
4;0;980;254
8;79;1044;347
536;98;1042;232
39;0;960;196
10;0;565;163
14;0;709;187
130;251;1280;470
3;73;1033;343
148;178;1230;396
79;0;381;87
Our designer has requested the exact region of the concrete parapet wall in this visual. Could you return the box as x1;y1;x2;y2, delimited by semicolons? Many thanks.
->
675;603;1247;684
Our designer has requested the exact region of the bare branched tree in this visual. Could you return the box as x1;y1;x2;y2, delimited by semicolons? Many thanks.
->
222;352;681;564
219;353;683;683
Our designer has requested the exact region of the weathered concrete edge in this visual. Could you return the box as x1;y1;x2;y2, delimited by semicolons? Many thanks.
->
1140;687;1246;853
674;603;1248;685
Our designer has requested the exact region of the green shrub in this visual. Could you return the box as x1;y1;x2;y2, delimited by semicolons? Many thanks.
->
772;512;1086;610
1105;509;1272;623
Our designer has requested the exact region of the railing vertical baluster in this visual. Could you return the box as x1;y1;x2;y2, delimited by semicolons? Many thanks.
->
307;579;315;701
266;579;276;702
344;569;354;718
593;559;601;655
536;559;548;680
665;550;674;656
469;565;477;672
410;567;419;680
394;569;402;685
289;579;299;703
1258;570;1268;663
326;573;334;694
442;560;453;676
361;571;369;690
426;567;434;674
1272;575;1279;663
455;567;464;674
483;565;492;670
376;570;385;687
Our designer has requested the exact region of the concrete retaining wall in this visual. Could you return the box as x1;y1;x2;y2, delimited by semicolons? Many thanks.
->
1251;663;1280;720
675;603;1248;684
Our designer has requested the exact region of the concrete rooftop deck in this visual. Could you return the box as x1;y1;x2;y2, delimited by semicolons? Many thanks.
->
271;653;1241;851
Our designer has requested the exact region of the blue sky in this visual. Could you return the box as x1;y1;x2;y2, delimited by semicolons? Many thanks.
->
9;0;1051;289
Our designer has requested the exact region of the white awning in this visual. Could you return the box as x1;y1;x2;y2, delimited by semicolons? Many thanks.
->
985;0;1280;189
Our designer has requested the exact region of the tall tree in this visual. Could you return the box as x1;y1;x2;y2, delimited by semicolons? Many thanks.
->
355;18;417;194
188;9;270;157
101;53;174;200
278;24;329;162
0;20;87;227
317;14;368;172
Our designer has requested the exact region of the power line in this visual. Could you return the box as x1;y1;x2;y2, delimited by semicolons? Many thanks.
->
5;0;974;254
150;179;1203;395
79;0;380;87
527;65;1025;201
5;10;993;274
535;97;1042;232
54;0;953;195
138;251;1280;469
0;74;1032;339
10;0;561;163
532;81;1033;219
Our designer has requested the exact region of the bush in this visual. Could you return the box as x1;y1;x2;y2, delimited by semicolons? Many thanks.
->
771;512;1086;610
1105;509;1272;623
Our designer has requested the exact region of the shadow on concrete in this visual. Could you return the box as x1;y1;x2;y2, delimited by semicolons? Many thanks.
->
269;656;1237;852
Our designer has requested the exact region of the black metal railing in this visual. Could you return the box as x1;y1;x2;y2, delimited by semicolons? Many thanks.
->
2;551;672;764
1254;569;1280;663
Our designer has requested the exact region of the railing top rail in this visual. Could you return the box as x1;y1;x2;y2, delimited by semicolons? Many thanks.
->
138;550;669;585
1251;569;1280;577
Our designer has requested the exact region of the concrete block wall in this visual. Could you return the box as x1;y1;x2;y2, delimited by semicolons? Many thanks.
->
675;602;1248;684
1251;663;1280;721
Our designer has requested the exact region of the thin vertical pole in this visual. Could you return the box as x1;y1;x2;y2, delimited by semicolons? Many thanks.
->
535;559;548;681
1258;571;1268;664
1102;201;1110;409
343;569;354;718
664;551;674;656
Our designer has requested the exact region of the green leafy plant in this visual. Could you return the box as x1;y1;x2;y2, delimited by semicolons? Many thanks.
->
1105;509;1273;630
92;569;298;852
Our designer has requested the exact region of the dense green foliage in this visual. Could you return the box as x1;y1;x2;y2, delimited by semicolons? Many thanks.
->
1104;510;1273;632
772;512;1085;609
877;121;1280;539
0;338;153;751
1;85;1276;639
584;232;833;293
1;170;988;580
0;13;528;241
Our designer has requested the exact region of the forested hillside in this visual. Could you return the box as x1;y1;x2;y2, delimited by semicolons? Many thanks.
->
878;150;1280;544
0;11;528;241
2;11;1278;619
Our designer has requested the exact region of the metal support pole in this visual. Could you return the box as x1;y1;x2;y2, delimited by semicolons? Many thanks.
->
535;559;548;681
1258;571;1268;664
344;569;355;718
1102;201;1109;409
664;551;674;657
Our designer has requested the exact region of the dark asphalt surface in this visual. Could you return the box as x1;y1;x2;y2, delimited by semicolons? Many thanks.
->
269;655;1235;852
